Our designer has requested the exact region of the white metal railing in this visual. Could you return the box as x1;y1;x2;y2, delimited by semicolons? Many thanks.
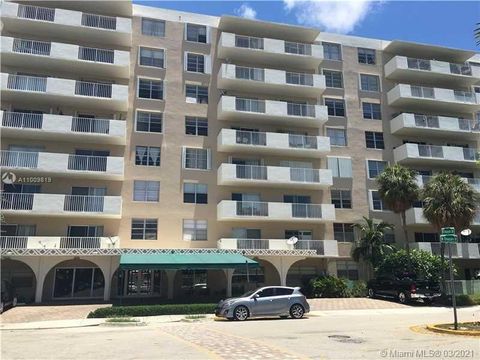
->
235;201;269;216
235;165;268;180
0;236;28;248
1;193;35;210
290;168;320;183
2;112;43;129
7;74;47;92
12;38;51;56
237;239;270;250
235;130;267;146
75;81;112;98
454;90;476;103
59;237;101;248
286;72;314;86
17;4;55;21
1;150;39;168
287;103;316;117
410;86;434;99
71;117;110;134
449;63;472;76
81;13;116;30
284;41;312;55
406;57;431;71
291;204;322;218
235;98;266;113
67;154;108;172
414;114;439;128
417;145;444;158
235;35;264;50
294;240;325;254
288;134;318;148
78;47;115;64
63;195;105;212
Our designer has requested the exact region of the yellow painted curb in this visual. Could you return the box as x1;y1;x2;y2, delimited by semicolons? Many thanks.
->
426;323;480;337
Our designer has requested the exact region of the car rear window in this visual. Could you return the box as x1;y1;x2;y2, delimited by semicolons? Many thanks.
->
275;288;294;296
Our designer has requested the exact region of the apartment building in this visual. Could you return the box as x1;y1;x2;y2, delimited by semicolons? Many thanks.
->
1;1;479;304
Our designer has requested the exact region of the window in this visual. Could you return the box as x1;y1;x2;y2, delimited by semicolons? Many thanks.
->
183;183;208;204
327;157;352;178
183;148;211;170
139;47;164;68
136;111;163;133
331;190;352;209
337;261;358;280
327;128;347;146
360;74;380;92
142;18;165;37
362;102;381;120
334;223;355;242
186;23;207;43
133;180;160;202
185;117;208;136
323;70;343;88
367;160;387;178
131;219;157;240
138;78;163;100
358;48;376;64
185;84;208;104
324;98;345;117
371;190;386;211
323;42;341;60
384;230;395;244
186;53;205;73
365;131;384;149
415;232;439;242
183;219;207;241
135;146;161;167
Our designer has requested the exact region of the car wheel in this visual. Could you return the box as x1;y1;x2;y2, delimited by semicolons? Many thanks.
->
290;304;305;319
367;288;375;298
398;292;408;304
233;306;249;321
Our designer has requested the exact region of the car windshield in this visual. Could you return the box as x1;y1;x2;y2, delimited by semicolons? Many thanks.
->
240;290;256;297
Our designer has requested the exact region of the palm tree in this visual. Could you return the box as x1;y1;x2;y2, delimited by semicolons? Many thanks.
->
475;23;480;45
351;217;395;277
422;172;478;293
376;164;419;254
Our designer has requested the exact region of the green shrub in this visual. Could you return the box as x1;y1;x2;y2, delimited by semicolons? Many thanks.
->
87;303;217;318
310;276;348;298
348;281;367;298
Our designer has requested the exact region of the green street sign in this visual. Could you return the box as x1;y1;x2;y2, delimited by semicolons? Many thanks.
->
441;227;455;235
440;234;458;243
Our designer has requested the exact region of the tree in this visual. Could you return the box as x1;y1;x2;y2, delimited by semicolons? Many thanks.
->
475;22;480;45
351;217;395;275
422;172;478;293
376;164;419;254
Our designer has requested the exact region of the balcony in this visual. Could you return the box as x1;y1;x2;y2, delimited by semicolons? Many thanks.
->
1;74;128;111
387;84;480;113
390;113;480;139
385;56;480;87
0;193;122;218
393;143;479;167
416;175;480;193
218;164;332;189
1;2;132;47
0;236;120;249
411;242;480;259
217;238;339;256
1;111;126;145
217;64;324;97
0;150;124;180
217;129;330;157
1;37;130;79
406;208;480;227
217;200;335;222
217;32;323;68
217;96;327;127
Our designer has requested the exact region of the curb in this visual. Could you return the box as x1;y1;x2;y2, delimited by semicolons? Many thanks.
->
426;323;480;337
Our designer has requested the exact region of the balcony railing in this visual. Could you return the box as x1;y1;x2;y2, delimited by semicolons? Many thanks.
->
418;145;444;158
294;240;324;254
235;66;264;81
2;112;43;129
7;74;47;92
81;13;116;30
288;134;318;148
235;98;266;113
463;148;479;161
459;118;480;131
450;63;472;76
291;204;322;218
235;35;264;50
454;90;476;103
1;193;34;210
236;201;269;216
0;236;116;249
411;86;434;99
71;117;110;134
235;165;268;180
12;38;51;56
290;168;320;183
67;155;107;172
284;42;312;55
407;57;431;71
1;151;39;168
414;114;439;128
0;237;28;248
287;103;316;117
286;72;313;86
78;47;115;64
237;239;270;250
75;81;112;98
63;195;105;212
17;4;55;22
235;130;267;146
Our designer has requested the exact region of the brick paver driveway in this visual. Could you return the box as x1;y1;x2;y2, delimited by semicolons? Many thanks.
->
1;304;110;323
309;298;408;311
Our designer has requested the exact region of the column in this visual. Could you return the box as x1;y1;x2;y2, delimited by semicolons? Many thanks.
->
327;259;338;277
165;270;176;300
223;269;235;297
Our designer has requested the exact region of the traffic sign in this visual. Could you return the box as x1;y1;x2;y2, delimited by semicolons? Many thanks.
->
441;227;455;235
440;234;457;243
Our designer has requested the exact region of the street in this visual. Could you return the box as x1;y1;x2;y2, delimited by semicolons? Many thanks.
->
2;306;479;360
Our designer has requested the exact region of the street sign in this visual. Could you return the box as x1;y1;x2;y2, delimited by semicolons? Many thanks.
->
440;234;458;243
441;227;455;235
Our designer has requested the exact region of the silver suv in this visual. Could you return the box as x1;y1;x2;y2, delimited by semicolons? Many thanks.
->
215;286;310;321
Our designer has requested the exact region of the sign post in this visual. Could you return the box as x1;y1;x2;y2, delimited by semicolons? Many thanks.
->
441;227;458;330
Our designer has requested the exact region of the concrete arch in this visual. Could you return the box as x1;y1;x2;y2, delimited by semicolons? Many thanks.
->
286;257;329;288
257;256;306;286
1;258;37;303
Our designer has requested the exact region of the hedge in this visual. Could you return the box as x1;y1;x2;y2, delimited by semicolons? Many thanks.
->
87;303;217;318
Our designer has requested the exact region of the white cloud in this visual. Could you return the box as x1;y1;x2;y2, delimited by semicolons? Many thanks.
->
283;0;381;34
235;3;257;20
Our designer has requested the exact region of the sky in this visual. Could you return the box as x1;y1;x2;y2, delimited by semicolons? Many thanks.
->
133;1;480;51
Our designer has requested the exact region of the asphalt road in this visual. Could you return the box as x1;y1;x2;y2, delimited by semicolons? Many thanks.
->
2;306;479;360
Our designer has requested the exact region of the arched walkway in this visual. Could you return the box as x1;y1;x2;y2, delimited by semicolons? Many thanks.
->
286;258;328;288
1;259;36;304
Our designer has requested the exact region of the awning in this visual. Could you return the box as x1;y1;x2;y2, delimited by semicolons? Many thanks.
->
119;253;259;270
